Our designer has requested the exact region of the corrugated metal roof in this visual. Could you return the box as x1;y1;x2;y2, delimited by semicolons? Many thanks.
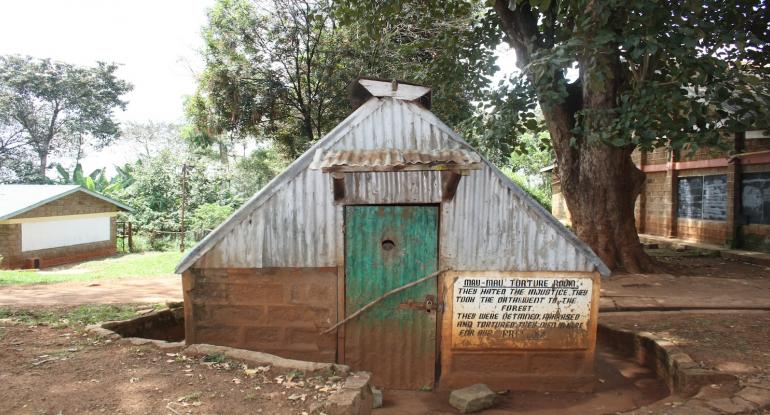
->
311;149;481;171
176;97;610;277
0;184;132;220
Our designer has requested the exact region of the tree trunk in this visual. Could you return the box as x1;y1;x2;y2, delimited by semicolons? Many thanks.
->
38;150;48;179
546;107;654;272
494;0;656;273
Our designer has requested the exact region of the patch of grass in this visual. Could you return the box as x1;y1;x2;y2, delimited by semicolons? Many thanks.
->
202;352;226;364
0;251;184;286
0;304;149;326
179;391;201;403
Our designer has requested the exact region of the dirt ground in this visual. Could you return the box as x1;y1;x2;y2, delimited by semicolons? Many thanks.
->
0;320;344;415
1;248;769;414
0;275;182;306
0;316;668;415
601;310;770;385
378;345;669;415
648;248;770;280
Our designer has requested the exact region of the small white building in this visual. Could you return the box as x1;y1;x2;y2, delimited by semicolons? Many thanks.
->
0;185;131;269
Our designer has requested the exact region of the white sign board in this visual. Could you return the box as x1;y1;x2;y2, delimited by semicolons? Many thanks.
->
452;276;593;349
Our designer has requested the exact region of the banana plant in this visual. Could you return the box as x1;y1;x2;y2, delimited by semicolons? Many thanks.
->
55;162;134;195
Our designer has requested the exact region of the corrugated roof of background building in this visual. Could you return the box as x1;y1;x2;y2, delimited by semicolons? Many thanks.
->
0;184;132;221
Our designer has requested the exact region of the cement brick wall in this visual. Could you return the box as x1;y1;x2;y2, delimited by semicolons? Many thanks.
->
645;147;669;165
550;181;571;225
185;267;338;363
642;172;670;236
676;218;728;244
0;190;121;269
0;218;116;269
15;191;119;219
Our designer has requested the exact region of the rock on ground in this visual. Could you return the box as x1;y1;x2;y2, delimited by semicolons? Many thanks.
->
449;384;497;413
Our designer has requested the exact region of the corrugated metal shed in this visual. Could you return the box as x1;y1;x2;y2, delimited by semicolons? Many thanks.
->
176;93;610;276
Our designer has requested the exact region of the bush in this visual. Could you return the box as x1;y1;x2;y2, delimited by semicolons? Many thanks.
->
190;203;234;235
508;172;552;212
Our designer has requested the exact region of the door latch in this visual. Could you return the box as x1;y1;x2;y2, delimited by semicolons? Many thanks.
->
398;294;443;313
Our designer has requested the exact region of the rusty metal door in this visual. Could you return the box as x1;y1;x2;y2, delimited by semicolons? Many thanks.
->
344;205;438;390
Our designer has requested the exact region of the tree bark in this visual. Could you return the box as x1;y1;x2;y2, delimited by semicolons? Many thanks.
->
494;0;655;273
38;150;48;179
546;108;653;272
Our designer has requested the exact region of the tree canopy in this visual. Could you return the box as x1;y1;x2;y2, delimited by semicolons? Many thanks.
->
188;0;501;160
0;55;132;180
339;0;770;271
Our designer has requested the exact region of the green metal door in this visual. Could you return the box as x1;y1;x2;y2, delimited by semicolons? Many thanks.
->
344;205;438;390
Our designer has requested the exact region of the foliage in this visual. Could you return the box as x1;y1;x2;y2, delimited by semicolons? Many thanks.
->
336;0;501;128
0;55;132;179
189;203;235;233
117;149;228;249
230;147;284;199
54;162;133;194
0;252;182;285
340;0;769;271
190;0;500;161
498;130;554;210
506;171;552;211
496;0;769;152
188;0;354;159
506;131;553;187
121;121;184;157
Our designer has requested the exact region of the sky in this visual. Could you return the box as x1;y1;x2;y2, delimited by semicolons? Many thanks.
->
0;0;518;172
0;0;214;123
0;0;215;171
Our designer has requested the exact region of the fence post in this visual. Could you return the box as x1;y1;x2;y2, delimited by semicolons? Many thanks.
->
128;222;134;253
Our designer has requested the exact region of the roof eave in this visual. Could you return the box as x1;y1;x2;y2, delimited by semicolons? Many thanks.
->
0;186;132;221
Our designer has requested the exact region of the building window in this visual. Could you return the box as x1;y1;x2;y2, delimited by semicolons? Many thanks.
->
742;172;770;224
677;175;727;220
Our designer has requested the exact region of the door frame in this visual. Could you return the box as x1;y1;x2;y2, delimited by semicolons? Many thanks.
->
336;203;442;386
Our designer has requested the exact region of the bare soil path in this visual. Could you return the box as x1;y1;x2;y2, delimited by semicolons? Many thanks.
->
0;321;339;415
379;344;669;414
0;275;182;306
601;251;770;311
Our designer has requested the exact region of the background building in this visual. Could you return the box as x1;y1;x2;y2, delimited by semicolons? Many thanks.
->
0;185;131;269
549;130;770;251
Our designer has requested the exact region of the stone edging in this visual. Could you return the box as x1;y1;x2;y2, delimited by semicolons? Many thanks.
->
82;327;374;415
183;343;349;377
85;309;185;351
600;323;770;414
183;344;372;415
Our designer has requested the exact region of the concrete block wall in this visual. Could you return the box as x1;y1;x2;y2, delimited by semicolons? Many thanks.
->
184;267;338;363
550;181;571;225
642;172;671;236
15;191;118;219
0;190;120;269
549;137;770;250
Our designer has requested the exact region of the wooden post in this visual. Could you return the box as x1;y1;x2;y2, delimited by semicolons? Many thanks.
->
666;149;679;238
637;150;647;234
180;163;188;252
127;222;134;253
727;132;746;248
